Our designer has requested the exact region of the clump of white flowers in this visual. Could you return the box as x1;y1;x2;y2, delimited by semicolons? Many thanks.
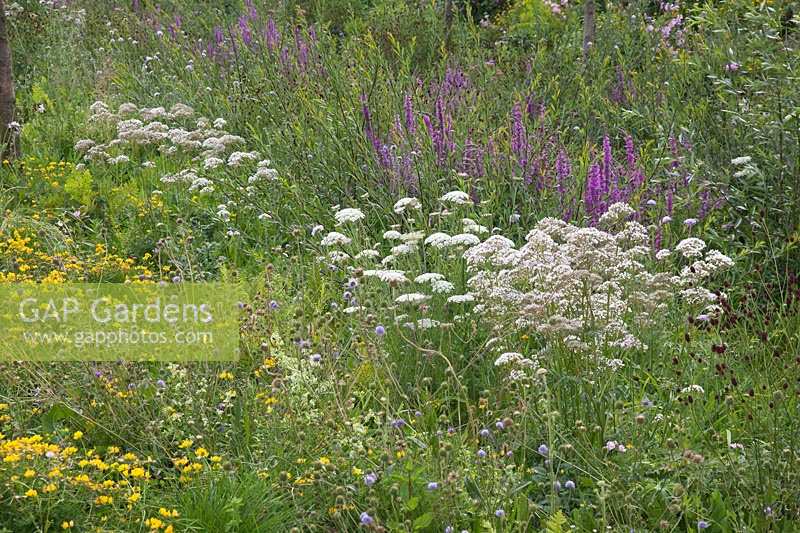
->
75;101;278;199
312;196;731;379
464;202;733;365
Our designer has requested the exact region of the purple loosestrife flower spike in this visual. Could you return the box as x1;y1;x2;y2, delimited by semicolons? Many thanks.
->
585;161;604;224
265;18;280;53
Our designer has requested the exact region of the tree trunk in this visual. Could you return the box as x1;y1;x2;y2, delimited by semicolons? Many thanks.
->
582;0;596;60
0;0;19;161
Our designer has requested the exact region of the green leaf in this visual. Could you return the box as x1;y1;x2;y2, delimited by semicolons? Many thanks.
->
413;512;433;530
545;510;568;533
406;496;419;511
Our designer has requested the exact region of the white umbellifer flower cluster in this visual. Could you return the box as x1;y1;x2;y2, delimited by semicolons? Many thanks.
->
393;197;421;214
75;101;277;205
675;237;706;258
440;190;472;205
395;293;429;304
463;203;733;364
335;208;366;225
321;231;352;247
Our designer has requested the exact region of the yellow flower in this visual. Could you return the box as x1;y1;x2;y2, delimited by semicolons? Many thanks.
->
352;466;363;476
95;495;113;505
217;371;234;380
131;467;146;478
23;469;35;478
72;431;83;440
43;483;57;493
319;456;331;465
178;439;193;449
159;507;180;518
61;521;74;530
210;455;222;463
144;517;164;530
194;447;209;458
164;526;174;533
127;492;141;503
25;489;38;498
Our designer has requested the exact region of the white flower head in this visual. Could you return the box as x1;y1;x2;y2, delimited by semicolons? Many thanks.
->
424;232;451;248
393;197;421;214
440;190;472;205
335;208;366;225
395;293;430;304
321;231;352;247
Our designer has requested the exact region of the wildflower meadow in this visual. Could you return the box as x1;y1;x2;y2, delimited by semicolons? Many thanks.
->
0;0;799;531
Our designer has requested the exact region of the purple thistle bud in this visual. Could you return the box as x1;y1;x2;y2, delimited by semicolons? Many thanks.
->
360;512;374;526
565;480;576;490
538;444;549;456
375;324;386;336
364;472;377;486
479;428;490;438
495;509;505;519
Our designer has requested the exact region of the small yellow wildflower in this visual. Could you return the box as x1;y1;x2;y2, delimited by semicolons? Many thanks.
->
72;431;83;440
144;517;164;530
61;521;74;530
178;439;193;449
195;447;209;458
25;489;38;498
